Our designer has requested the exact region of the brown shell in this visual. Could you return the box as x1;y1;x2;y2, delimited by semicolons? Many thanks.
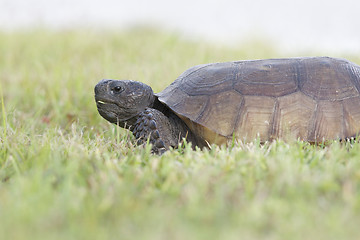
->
156;57;360;144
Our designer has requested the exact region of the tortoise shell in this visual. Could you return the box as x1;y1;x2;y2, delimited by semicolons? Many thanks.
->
156;57;360;144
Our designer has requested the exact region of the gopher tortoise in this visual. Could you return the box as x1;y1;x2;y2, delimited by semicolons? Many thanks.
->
95;57;360;153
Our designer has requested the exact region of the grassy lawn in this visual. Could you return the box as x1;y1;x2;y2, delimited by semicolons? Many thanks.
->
1;28;360;240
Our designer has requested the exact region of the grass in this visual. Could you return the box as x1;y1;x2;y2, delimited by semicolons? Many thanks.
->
1;28;360;240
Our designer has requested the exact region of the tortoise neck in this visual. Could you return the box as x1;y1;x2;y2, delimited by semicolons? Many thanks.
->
116;116;138;131
151;97;167;113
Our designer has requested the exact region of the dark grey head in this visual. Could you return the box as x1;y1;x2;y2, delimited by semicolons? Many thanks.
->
94;79;155;127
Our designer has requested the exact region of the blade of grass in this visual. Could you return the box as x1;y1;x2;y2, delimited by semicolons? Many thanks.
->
0;82;6;141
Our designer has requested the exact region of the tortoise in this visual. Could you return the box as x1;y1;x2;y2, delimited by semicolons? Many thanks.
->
95;56;360;153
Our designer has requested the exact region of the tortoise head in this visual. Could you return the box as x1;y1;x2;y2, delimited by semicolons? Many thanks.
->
94;79;155;127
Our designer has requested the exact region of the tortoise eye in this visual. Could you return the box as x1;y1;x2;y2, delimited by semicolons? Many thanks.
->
113;86;123;93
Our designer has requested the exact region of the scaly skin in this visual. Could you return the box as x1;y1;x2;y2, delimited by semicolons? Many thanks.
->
94;79;205;153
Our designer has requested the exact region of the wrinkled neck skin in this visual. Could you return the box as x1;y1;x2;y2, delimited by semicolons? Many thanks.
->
114;115;138;131
113;102;155;131
97;105;146;131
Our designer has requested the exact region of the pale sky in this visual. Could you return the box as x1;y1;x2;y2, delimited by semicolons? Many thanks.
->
1;0;359;53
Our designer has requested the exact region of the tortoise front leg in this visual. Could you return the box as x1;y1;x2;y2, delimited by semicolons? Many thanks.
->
132;108;180;154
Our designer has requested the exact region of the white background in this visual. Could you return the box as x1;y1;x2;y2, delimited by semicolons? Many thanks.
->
1;0;359;53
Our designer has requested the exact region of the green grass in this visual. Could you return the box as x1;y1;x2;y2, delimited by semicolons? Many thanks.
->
1;28;360;240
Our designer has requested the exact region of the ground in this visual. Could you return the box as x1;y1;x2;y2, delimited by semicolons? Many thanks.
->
1;29;360;240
